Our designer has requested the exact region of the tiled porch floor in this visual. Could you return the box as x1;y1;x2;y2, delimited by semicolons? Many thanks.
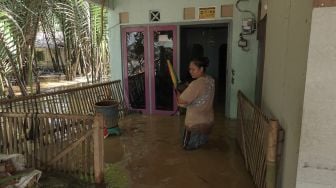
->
104;112;255;188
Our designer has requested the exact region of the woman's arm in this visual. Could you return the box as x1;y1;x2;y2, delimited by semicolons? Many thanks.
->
176;90;189;106
177;80;200;107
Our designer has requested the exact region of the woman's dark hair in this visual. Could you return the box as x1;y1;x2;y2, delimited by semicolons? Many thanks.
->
190;56;209;71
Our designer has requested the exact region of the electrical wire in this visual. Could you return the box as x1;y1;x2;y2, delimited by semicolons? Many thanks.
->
236;0;255;51
235;0;256;20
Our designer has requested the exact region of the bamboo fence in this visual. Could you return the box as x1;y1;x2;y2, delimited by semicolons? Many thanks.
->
237;91;284;188
0;113;97;182
0;80;126;183
0;80;128;117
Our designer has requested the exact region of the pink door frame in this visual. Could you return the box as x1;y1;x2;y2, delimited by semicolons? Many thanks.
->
122;27;150;114
122;25;178;115
149;25;177;115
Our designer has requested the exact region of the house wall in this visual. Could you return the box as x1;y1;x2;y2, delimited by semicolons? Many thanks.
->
107;0;259;118
296;6;336;188
261;0;313;188
36;48;53;69
36;48;66;70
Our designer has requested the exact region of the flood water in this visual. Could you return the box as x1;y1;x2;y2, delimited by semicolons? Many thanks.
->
104;112;255;188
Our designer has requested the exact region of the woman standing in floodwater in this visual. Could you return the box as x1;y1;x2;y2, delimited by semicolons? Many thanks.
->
177;57;215;150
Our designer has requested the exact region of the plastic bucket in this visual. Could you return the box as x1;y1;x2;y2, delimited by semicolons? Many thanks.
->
94;100;119;128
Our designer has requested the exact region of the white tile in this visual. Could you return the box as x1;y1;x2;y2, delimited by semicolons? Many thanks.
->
297;181;332;188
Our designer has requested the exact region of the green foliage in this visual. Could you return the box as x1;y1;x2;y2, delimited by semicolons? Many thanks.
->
105;163;129;188
0;0;110;97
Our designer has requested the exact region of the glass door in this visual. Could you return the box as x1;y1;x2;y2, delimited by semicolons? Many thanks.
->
149;26;177;114
122;26;177;115
122;27;149;114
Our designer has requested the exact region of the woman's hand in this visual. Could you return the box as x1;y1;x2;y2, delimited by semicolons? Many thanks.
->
175;89;180;98
176;90;188;107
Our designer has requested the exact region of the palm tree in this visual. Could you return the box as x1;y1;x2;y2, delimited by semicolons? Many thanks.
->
50;0;109;82
0;0;110;97
90;1;110;82
0;1;29;97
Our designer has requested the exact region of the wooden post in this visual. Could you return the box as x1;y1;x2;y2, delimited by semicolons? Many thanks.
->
266;120;279;188
93;113;104;184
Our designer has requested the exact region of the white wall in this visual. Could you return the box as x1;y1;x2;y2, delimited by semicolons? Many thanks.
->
230;0;259;118
296;7;336;188
108;0;259;118
112;0;230;24
108;11;122;81
262;0;313;187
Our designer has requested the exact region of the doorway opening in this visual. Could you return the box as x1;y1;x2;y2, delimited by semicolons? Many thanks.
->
180;24;229;114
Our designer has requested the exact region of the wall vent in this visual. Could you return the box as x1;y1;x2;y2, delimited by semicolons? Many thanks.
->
150;10;160;22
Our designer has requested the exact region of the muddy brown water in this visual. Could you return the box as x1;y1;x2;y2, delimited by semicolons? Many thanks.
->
104;113;255;188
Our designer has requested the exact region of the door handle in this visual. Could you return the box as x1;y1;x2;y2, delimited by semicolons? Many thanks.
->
231;69;235;84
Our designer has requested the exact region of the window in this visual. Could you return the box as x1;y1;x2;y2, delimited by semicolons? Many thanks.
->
36;51;45;61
